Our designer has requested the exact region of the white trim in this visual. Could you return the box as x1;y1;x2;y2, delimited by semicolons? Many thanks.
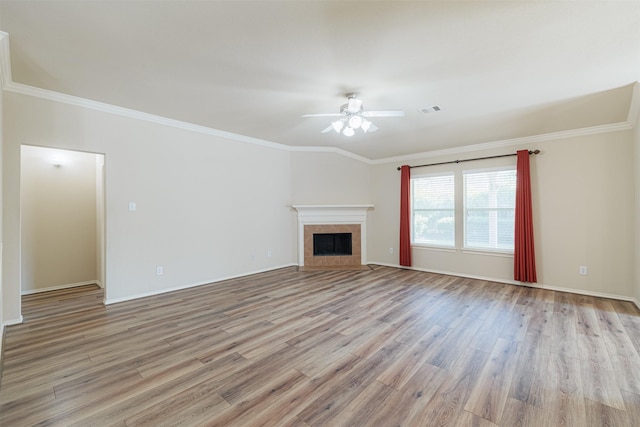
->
628;82;640;128
4;315;24;326
371;122;632;165
461;248;514;258
0;31;11;89
20;281;98;295
0;325;4;363
291;204;374;210
6;76;373;163
104;264;297;305
412;245;457;253
5;81;289;151
525;282;639;304
633;297;640;311
368;262;638;304
289;145;373;164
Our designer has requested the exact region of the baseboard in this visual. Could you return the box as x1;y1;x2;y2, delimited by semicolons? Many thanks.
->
1;317;23;385
0;324;4;384
3;315;24;326
525;283;639;304
104;263;298;305
368;262;638;304
21;280;98;295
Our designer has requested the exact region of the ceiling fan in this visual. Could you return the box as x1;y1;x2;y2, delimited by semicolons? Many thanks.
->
303;93;405;136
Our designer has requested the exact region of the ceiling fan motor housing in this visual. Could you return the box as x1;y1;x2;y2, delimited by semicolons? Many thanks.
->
341;96;364;114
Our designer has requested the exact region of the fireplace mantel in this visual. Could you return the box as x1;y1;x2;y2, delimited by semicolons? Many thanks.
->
292;205;373;266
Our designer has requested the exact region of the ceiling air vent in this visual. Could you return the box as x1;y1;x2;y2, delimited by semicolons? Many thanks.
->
418;106;442;115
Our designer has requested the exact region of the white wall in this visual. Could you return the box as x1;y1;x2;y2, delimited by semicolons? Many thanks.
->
290;151;372;205
3;91;294;317
369;130;636;300
20;146;98;293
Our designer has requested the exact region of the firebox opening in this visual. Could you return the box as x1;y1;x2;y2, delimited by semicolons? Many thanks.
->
313;233;352;256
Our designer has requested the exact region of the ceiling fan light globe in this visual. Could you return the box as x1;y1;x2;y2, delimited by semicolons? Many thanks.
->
348;115;363;129
342;127;355;137
361;119;372;132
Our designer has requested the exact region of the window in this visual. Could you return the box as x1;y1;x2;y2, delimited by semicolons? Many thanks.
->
411;173;455;247
463;169;516;251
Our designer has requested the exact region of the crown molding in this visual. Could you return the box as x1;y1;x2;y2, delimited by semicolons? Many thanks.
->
5;81;292;152
6;76;633;166
370;121;633;165
289;145;373;164
0;32;288;152
5;78;376;164
0;31;636;166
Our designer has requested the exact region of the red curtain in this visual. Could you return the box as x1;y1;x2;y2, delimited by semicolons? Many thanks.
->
400;165;412;267
514;150;537;282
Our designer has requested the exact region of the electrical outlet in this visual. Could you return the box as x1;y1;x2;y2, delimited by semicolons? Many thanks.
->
267;250;272;258
579;266;588;276
156;266;164;276
389;247;394;254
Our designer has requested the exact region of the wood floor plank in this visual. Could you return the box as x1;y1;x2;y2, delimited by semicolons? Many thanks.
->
542;351;587;427
297;340;406;426
1;266;639;426
408;348;491;426
376;324;446;390
331;379;398;426
509;332;551;408
578;333;626;410
464;338;520;423
499;397;543;427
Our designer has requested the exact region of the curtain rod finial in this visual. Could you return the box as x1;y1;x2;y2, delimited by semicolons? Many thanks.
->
530;149;541;155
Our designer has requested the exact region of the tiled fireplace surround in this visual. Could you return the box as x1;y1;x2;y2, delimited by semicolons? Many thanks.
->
292;205;373;267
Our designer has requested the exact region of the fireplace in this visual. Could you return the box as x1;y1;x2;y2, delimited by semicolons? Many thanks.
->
303;224;360;267
292;205;373;267
313;233;352;256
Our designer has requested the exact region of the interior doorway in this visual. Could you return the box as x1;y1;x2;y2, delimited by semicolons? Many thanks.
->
20;145;106;300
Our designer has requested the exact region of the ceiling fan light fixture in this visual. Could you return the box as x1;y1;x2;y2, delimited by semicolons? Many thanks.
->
361;118;372;132
346;96;363;113
331;120;344;133
348;115;363;129
304;94;403;135
342;126;355;137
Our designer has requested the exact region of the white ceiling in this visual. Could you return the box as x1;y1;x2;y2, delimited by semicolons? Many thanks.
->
1;1;639;160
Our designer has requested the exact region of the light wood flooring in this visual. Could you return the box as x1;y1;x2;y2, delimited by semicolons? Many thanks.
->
1;265;640;426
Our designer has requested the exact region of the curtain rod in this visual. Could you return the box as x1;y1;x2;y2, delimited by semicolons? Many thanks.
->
396;149;540;170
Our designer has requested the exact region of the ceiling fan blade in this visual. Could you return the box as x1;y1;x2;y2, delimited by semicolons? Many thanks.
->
302;113;344;118
362;110;405;118
320;125;335;133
